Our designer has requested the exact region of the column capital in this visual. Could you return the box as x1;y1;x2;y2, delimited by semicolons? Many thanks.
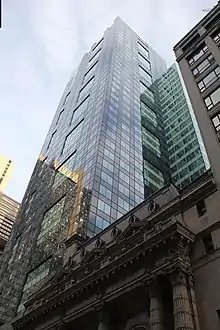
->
170;270;187;287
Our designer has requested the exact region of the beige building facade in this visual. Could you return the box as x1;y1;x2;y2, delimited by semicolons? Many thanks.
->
0;194;20;254
174;3;220;191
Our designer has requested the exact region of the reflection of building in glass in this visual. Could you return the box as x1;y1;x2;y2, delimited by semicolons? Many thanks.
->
0;155;14;192
0;17;209;321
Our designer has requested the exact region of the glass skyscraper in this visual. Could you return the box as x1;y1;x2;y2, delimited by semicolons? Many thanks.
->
0;17;208;321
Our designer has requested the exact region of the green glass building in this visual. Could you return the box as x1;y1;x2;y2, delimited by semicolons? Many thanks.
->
158;64;209;189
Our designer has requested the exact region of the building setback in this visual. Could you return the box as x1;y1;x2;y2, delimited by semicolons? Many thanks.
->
0;17;208;322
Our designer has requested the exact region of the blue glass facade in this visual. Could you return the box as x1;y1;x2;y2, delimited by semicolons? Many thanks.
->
0;18;210;321
40;18;153;237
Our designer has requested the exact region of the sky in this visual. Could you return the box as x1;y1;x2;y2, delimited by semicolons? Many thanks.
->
0;0;216;203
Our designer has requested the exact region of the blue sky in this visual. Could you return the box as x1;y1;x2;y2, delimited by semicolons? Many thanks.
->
1;0;216;202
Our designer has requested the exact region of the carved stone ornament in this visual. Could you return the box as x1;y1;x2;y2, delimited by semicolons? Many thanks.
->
148;200;159;213
129;214;140;223
95;238;105;248
80;248;87;259
111;226;121;238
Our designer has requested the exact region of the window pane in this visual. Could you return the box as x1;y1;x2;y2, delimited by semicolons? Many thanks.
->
205;86;220;109
142;127;161;156
198;67;220;92
213;29;220;43
56;110;64;125
37;197;66;244
98;199;111;215
212;113;220;132
88;48;101;68
71;96;89;125
211;87;220;105
140;82;154;103
139;66;152;86
24;259;51;291
62;120;84;155
193;54;215;77
141;101;157;126
144;159;164;190
138;42;149;59
92;38;103;51
84;61;98;84
53;152;77;189
78;77;94;102
47;131;56;149
138;53;150;71
95;215;109;229
188;44;208;65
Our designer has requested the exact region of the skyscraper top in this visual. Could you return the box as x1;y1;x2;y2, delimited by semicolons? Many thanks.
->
174;2;220;52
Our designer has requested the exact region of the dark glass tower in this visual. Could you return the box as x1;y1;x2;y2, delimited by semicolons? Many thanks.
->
0;17;208;321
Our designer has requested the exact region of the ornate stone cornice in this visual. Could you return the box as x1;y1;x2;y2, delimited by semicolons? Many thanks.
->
13;217;195;329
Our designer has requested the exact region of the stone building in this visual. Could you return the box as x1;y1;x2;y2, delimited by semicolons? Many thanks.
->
174;2;220;190
2;169;220;330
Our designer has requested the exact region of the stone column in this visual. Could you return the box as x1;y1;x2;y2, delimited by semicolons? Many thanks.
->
170;271;194;330
98;310;109;330
149;283;164;330
98;321;108;330
188;275;200;330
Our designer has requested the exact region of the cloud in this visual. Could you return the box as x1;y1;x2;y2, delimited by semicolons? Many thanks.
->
29;0;80;74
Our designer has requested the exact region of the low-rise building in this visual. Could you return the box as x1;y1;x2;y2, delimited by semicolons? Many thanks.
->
4;170;220;330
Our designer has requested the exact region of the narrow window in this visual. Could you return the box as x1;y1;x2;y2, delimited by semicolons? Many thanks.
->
62;120;84;155
212;112;220;133
92;37;103;51
204;86;220;110
47;131;56;149
203;233;214;254
188;44;208;65
56;109;64;125
78;76;94;102
63;92;70;105
196;199;206;217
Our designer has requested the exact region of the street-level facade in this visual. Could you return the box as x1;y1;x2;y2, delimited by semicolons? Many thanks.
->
4;170;220;330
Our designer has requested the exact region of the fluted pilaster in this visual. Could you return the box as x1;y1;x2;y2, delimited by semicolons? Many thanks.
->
188;275;200;330
170;271;194;330
149;283;164;330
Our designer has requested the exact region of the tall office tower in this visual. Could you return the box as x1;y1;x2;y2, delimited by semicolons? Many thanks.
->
0;155;14;192
0;194;20;256
0;17;208;321
174;2;220;190
157;63;209;189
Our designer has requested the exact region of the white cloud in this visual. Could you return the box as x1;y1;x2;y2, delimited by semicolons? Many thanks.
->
30;0;80;74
